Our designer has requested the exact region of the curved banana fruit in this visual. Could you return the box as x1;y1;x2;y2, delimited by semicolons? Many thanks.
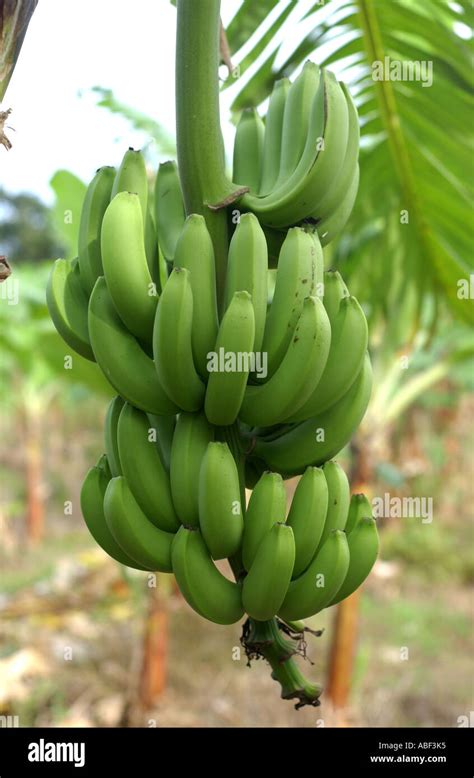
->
242;471;287;571
88;277;178;415
104;396;124;477
233;108;265;194
287;466;328;578
239;295;331;427
259;78;290;195
328;517;379;606
46;258;94;361
170;412;214;527
262;228;319;377
317;164;360;247
80;456;149;569
242;523;295;621
204;291;255;426
148;413;176;473
117;403;180;533
322;269;349;325
154;161;186;262
287;295;367;422
153;267;205;412
78;166;115;295
277;61;320;187
224;213;268;353
173;214;218;377
104;476;174;572
253;352;373;476
101;191;157;342
278;529;350;621
111;147;148;225
198;442;243;560
316;461;350;551
345;492;373;534
172;526;244;625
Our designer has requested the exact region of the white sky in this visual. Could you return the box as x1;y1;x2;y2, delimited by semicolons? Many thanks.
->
1;0;243;202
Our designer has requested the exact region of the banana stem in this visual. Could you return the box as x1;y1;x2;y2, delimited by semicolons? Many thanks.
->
175;0;244;309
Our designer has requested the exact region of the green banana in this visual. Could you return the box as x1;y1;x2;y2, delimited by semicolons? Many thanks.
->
144;207;160;284
148;413;176;473
239;295;331;427
104;396;124;477
345;493;373;535
328;517;379;606
104;476;174;572
316;461;350;551
322;269;349;325
276;61;320;187
117;403;180;533
80;455;149;570
253;352;373;476
204;291;255;426
224;213;268;353
78;166;115;294
242;523;295;621
111;147;148;225
278;530;350;621
287;466;328;578
233;108;265;194
153;267;205;412
173;214;218;377
242;471;287;571
46;258;94;361
88;277;178;415
286;295;368;422
172;526;244;625
241;68;350;229
154;160;186;262
170;411;214;527
101;191;157;342
198;442;243;560
318;164;360;247
259;78;290;195
261;228;319;377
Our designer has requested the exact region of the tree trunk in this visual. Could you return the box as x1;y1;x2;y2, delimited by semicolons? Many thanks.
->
137;586;168;708
0;1;39;101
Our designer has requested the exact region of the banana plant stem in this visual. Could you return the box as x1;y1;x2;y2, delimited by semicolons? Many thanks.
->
175;0;244;309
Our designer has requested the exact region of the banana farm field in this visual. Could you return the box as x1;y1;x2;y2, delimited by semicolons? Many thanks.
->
0;0;473;755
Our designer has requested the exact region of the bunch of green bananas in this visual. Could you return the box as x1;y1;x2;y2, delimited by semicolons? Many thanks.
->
80;404;379;626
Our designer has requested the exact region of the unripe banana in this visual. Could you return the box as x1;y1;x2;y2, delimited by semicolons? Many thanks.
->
88;277;178;415
117;403;180;533
80;456;149;569
286;295;368;422
104;476;174;572
148;413;176;473
144;207;160;284
172;526;244;625
224;213;268;353
328;517;379;606
239;296;331;427
345;493;373;535
253;352;373;476
259;78;290;195
204;291;255;426
242;471;287;571
153;267;205;412
173;214;219;377
318;164;360;247
316;461;350;551
277;61;320;186
198;442;243;560
46;258;94;361
111;147;148;225
101;191;157;342
322;269;349;325
287;466;328;578
242;523;295;621
154;160;186;262
170;411;214;527
233;108;265;194
261;228;319;377
104;396;124;477
78;166;115;294
278;530;350;621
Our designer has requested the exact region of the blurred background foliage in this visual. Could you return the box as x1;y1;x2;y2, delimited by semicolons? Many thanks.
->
0;0;472;727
